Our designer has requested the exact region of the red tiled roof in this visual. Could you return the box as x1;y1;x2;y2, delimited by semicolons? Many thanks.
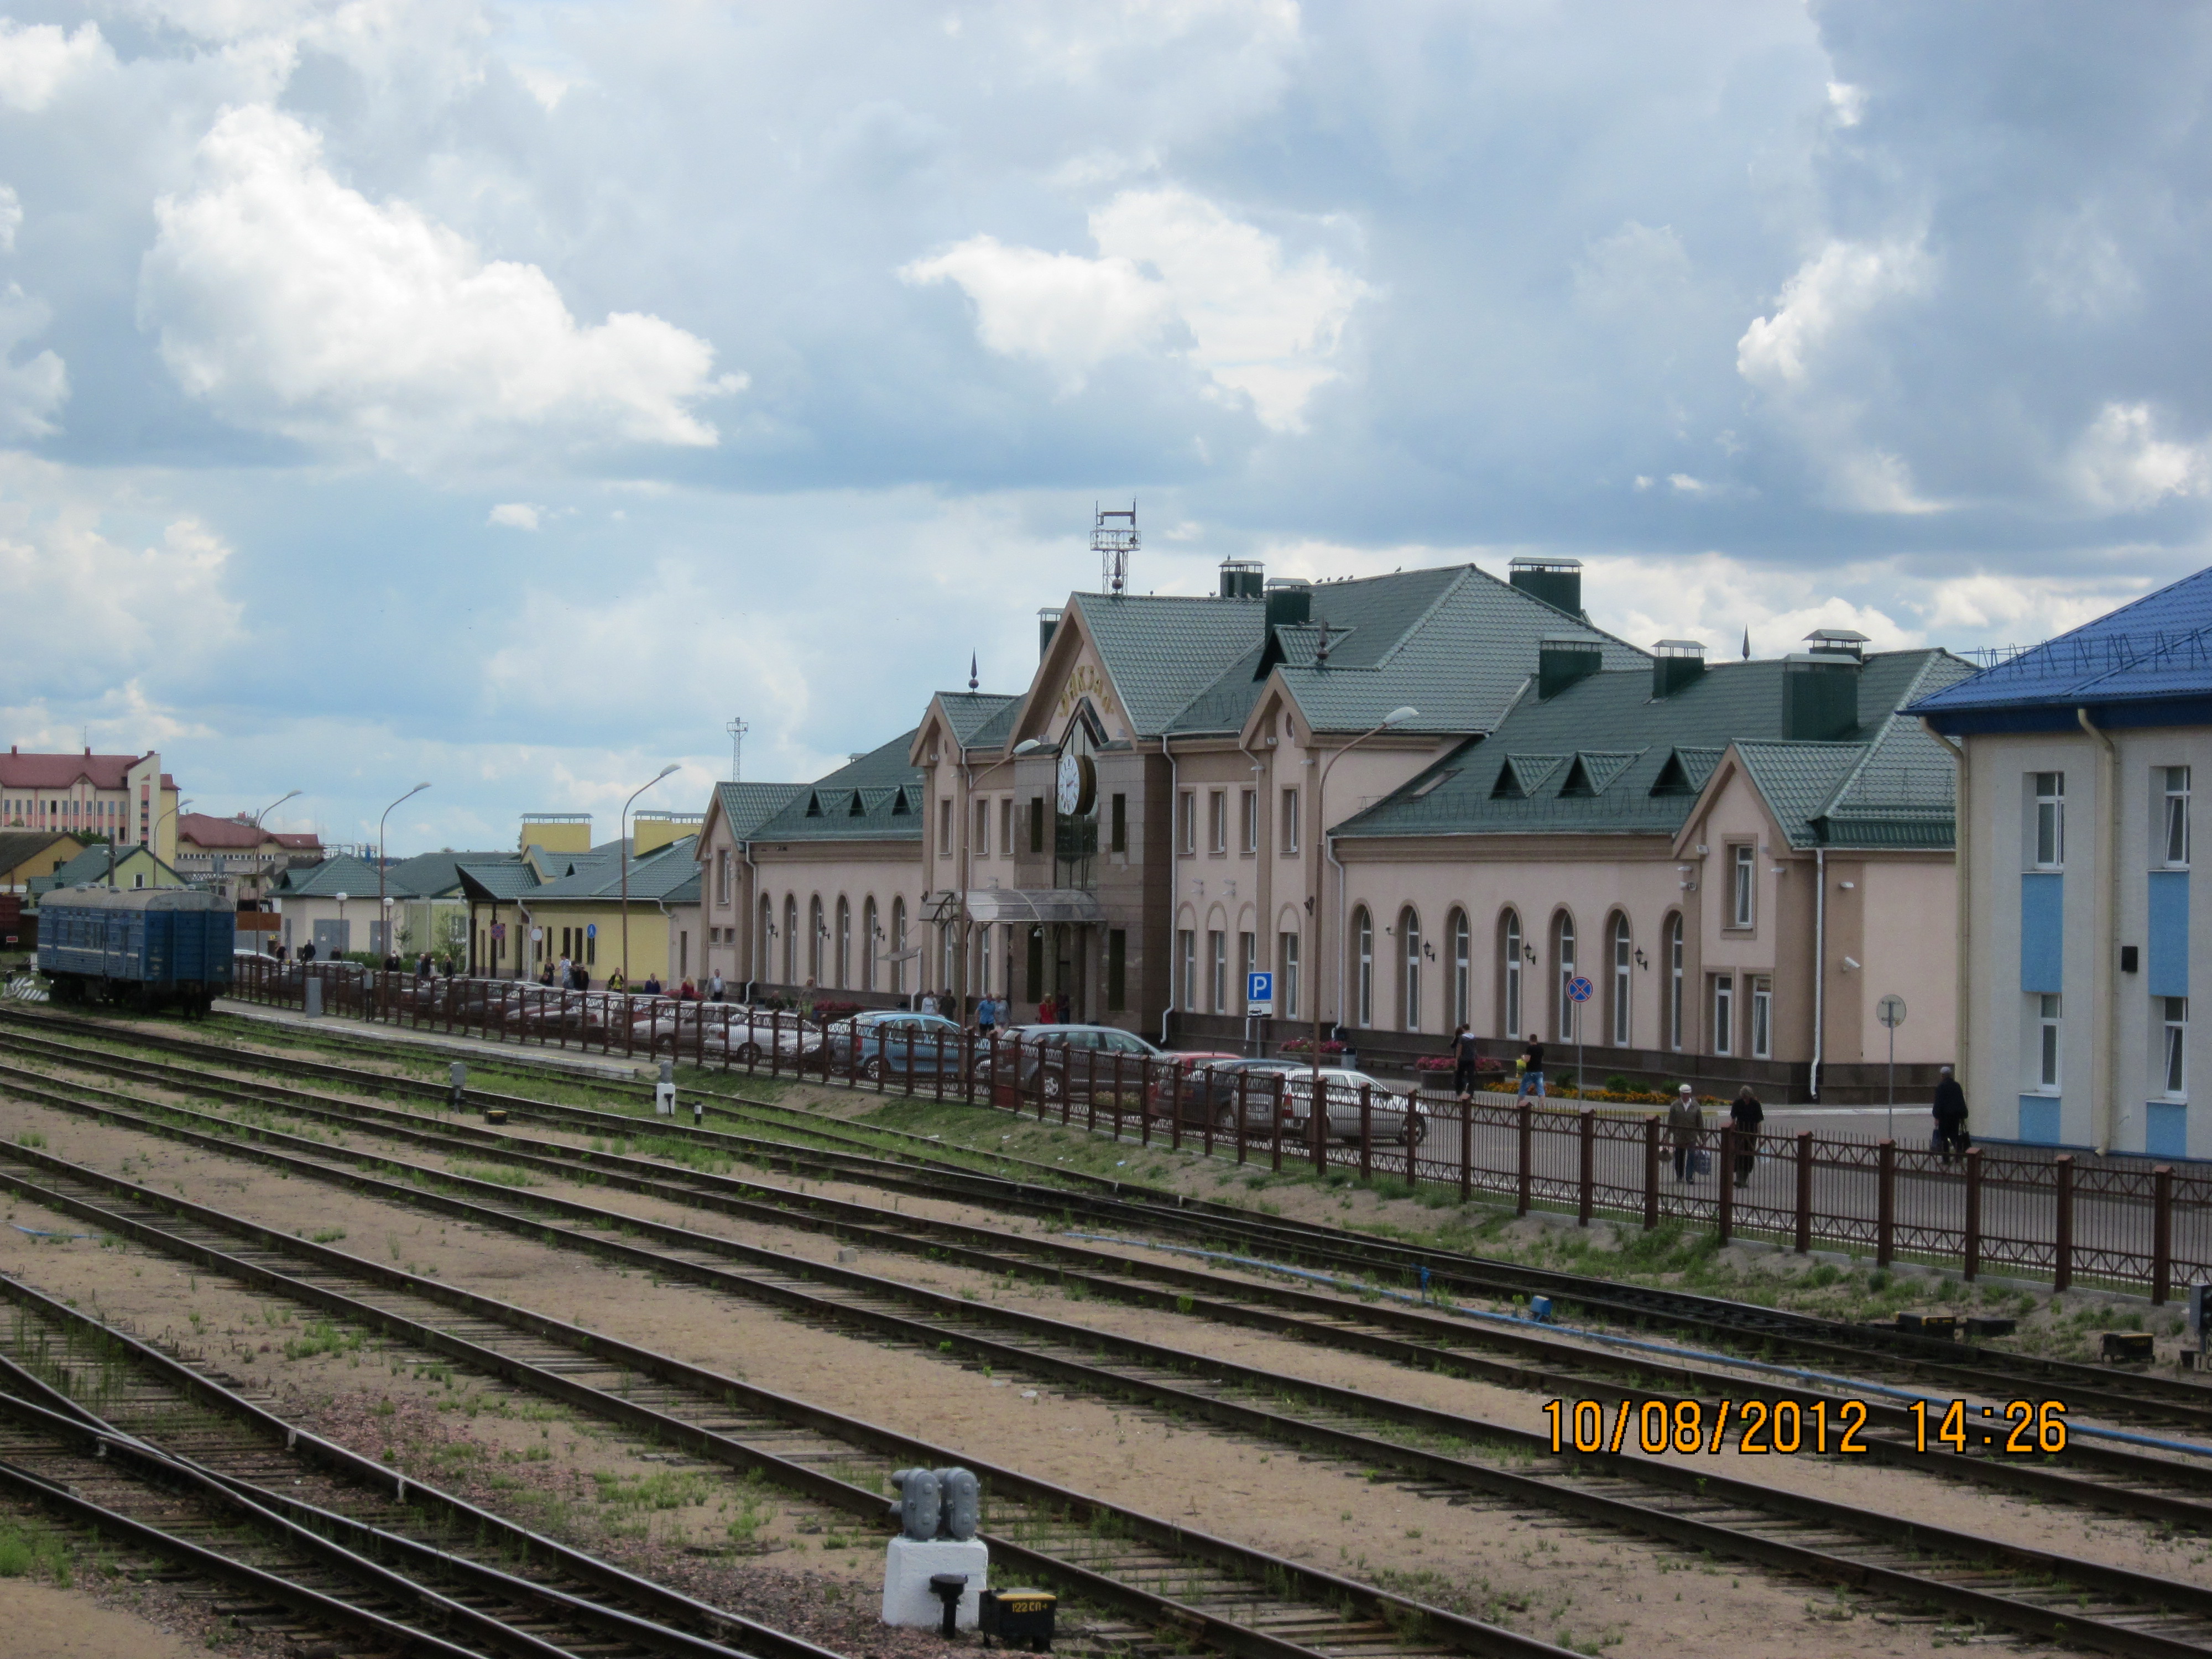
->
0;749;154;790
273;832;320;849
175;813;322;853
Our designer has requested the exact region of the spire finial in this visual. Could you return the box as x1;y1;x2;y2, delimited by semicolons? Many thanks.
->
968;653;979;691
1741;627;1750;661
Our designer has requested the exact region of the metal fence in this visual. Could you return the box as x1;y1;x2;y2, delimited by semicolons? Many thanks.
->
233;961;2212;1302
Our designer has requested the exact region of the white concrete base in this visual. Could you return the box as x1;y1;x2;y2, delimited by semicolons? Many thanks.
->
881;1536;989;1630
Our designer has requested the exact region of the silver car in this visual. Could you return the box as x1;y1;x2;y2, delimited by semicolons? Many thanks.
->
1279;1067;1426;1145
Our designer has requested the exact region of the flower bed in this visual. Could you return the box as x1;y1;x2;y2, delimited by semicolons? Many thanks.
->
1278;1038;1348;1056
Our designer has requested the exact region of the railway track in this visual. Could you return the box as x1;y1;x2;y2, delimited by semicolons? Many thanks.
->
6;1067;2212;1657
0;1141;1575;1659
0;1279;834;1659
8;1013;2203;1469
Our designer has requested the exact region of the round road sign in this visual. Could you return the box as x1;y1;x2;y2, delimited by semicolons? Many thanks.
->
1566;974;1595;1003
1877;993;1908;1029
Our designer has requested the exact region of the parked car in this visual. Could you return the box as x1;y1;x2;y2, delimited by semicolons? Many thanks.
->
1279;1066;1426;1144
825;1010;968;1079
1142;1051;1243;1120
975;1025;1164;1104
1147;1056;1307;1133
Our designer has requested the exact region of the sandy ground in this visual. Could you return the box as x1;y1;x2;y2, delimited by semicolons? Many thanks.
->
4;1041;2210;1659
0;1578;214;1659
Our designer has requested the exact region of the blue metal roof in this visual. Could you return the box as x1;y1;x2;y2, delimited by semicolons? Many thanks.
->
1911;565;2212;726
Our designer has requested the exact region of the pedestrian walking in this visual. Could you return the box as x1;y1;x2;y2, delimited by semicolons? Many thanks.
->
1055;990;1071;1024
1517;1033;1546;1099
976;994;998;1035
1729;1086;1764;1187
1449;1024;1481;1101
920;989;938;1016
708;969;724;1003
1932;1066;1970;1164
1036;995;1056;1024
1668;1085;1702;1182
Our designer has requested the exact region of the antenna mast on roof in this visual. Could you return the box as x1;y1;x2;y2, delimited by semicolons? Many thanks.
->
724;716;749;783
1094;500;1138;596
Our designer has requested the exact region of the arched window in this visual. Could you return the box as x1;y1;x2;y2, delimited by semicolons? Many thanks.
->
1399;906;1422;1031
807;896;824;984
890;898;907;995
862;897;878;990
1552;911;1577;1042
1609;912;1632;1047
1449;908;1471;1030
756;895;771;982
1499;909;1523;1038
1353;906;1374;1028
781;895;797;985
1665;912;1685;1051
834;898;851;989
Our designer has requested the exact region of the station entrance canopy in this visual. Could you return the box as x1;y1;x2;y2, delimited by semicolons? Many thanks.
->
961;889;1105;926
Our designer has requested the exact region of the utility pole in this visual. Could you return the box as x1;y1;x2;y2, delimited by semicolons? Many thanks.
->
726;717;749;784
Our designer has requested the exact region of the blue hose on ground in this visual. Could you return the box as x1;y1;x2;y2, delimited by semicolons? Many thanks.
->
1058;1231;2212;1461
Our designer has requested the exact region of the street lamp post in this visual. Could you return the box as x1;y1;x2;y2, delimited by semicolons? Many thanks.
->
249;789;302;904
1307;707;1418;1159
378;783;431;967
122;796;193;888
621;765;680;984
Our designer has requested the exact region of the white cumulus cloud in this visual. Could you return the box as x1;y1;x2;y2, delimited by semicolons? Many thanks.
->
0;283;68;439
487;502;541;530
139;105;739;465
1737;238;1929;391
902;185;1368;430
0;19;112;111
0;185;20;254
2065;403;2209;512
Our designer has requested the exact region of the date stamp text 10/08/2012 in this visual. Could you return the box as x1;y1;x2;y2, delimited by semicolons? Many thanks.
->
1541;1398;2069;1456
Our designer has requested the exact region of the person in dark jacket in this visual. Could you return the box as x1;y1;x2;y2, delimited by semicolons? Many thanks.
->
1931;1066;1969;1164
1517;1034;1546;1099
1450;1024;1482;1100
1729;1086;1765;1187
1667;1086;1702;1181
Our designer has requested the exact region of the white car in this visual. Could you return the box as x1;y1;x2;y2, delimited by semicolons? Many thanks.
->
1279;1067;1426;1144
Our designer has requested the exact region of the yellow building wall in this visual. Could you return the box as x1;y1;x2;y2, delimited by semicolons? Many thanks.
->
525;901;670;984
520;817;593;855
632;815;702;855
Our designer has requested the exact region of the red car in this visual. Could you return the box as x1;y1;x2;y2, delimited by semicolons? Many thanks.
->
1144;1051;1244;1120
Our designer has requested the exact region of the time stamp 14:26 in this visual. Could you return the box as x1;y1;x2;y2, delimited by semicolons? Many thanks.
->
1541;1397;2069;1456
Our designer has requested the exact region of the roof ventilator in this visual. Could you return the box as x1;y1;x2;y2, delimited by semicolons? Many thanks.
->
1652;638;1706;699
1219;558;1265;599
1537;636;1603;700
1784;630;1866;740
1510;555;1584;618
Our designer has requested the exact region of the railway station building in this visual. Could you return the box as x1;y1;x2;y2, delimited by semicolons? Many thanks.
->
1913;562;2212;1158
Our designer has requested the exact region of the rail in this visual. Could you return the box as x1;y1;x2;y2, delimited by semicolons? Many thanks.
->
229;960;2212;1300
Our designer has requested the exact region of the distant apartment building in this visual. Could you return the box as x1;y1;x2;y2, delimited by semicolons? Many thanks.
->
174;812;322;902
0;747;179;861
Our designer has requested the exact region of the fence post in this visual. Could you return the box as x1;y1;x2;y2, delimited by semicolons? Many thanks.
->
1875;1139;1897;1267
1311;1077;1327;1173
1086;1047;1098;1132
1460;1102;1473;1204
1359;1087;1373;1183
1235;1072;1249;1165
963;1030;977;1106
905;1025;917;1099
934;1030;947;1103
1794;1131;1813;1254
1577;1109;1594;1226
1515;1100;1532;1215
2152;1164;2174;1305
1717;1124;1735;1245
1171;1070;1183;1152
2053;1154;2075;1292
1963;1146;1983;1281
1109;1051;1123;1138
1643;1117;1659;1229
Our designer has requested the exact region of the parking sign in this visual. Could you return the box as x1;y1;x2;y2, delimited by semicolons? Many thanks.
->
1246;971;1274;1006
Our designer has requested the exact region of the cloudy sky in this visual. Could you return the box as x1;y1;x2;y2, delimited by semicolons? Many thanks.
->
1;1;2208;852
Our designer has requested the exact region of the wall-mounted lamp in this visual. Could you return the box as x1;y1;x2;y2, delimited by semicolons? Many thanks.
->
1422;942;1436;961
1634;949;1649;970
1523;945;1537;963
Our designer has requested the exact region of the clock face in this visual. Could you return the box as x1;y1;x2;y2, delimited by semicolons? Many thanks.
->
1056;753;1096;817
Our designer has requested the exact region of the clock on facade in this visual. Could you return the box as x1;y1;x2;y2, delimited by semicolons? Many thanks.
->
1056;752;1097;817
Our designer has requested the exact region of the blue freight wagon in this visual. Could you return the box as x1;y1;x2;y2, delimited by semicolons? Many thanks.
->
37;885;235;1015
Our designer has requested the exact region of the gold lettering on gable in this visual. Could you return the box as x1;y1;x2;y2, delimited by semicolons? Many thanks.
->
1056;662;1117;726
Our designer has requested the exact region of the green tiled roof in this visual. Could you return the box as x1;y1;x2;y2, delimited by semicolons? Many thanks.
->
1339;648;1968;848
711;782;805;842
28;843;181;894
1067;564;1646;740
935;692;1024;750
527;834;702;902
454;860;541;901
382;850;520;899
272;853;385;898
749;729;926;844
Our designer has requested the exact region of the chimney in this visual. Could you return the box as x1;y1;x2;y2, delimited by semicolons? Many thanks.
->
1651;639;1706;699
1537;636;1603;700
1037;607;1063;660
1264;577;1312;629
1218;558;1265;599
1783;636;1863;740
1509;556;1584;618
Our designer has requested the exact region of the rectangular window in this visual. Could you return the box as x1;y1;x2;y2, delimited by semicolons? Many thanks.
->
1026;925;1045;1001
1208;930;1228;1012
1208;790;1227;854
938;798;953;858
1730;844;1756;928
2164;766;2191;867
2038;993;2062;1088
2163;996;2188;1097
999;796;1013;854
1239;930;1256;1007
1279;930;1300;1019
978;924;993;995
1029;796;1045;854
2034;772;2065;868
715;848;731;906
1280;787;1300;854
1239;789;1258;854
1750;977;1772;1059
1712;974;1735;1056
1177;791;1196;854
1110;792;1127;853
1107;929;1127;1010
975;798;990;857
1177;929;1196;1009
